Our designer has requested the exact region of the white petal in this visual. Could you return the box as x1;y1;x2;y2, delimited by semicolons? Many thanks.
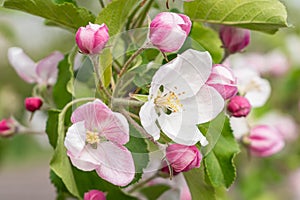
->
158;112;208;146
181;85;224;124
151;50;212;99
68;148;99;171
95;142;135;186
229;117;249;139
244;76;271;107
64;121;86;157
8;47;38;83
139;101;160;140
36;51;64;85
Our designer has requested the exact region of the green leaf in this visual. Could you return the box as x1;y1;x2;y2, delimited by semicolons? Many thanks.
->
95;0;139;36
54;0;76;5
190;22;224;63
202;117;240;188
140;184;171;200
46;109;60;148
129;94;148;102
3;0;95;32
184;165;216;200
184;0;288;34
125;125;149;184
72;168;137;200
53;55;74;109
50;108;80;198
99;48;112;88
50;170;71;200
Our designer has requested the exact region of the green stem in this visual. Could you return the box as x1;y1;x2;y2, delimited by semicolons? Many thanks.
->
133;0;154;28
119;108;156;144
119;43;150;77
98;0;105;8
89;55;112;99
128;173;158;193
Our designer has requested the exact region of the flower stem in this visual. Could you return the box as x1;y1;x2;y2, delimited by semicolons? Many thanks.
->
119;108;156;144
118;46;146;77
98;0;105;8
89;55;112;99
128;172;158;193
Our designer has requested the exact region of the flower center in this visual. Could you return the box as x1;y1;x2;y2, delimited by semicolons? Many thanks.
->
154;91;183;113
86;131;100;145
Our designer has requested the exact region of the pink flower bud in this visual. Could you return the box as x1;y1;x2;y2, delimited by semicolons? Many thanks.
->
164;144;202;173
76;23;109;55
84;190;106;200
25;97;43;112
149;12;191;52
0;118;16;137
206;64;238;100
220;26;250;54
247;125;285;157
227;96;251;117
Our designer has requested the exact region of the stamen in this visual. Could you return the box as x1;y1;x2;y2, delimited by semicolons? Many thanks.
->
154;91;183;112
86;131;100;145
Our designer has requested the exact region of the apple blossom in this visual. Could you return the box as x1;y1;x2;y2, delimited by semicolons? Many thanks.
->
247;125;285;157
149;12;191;52
233;68;271;108
64;99;135;186
84;190;106;200
162;144;202;174
76;23;109;55
8;47;64;86
139;49;224;146
229;117;249;140
219;25;250;54
227;96;251;117
206;64;238;100
25;97;43;112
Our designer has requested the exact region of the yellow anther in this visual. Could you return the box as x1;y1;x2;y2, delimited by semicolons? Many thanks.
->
86;131;100;145
154;91;183;112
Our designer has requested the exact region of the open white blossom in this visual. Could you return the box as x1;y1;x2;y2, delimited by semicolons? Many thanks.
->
139;49;224;146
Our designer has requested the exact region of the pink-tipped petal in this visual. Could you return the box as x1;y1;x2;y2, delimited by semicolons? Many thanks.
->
95;142;135;186
36;51;64;85
8;47;38;83
101;112;129;145
71;99;112;131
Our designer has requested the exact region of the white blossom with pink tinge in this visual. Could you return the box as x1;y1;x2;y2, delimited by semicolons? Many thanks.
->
64;99;135;186
139;49;224;146
8;47;64;86
233;68;271;108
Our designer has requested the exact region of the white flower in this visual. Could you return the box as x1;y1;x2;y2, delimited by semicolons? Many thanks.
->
234;68;271;108
139;49;224;146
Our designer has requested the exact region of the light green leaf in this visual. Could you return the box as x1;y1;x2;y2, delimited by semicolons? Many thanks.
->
184;165;216;200
99;48;112;88
130;94;148;102
203;117;240;188
50;108;80;198
184;0;288;34
125;125;149;184
95;0;139;36
190;22;224;63
3;0;95;32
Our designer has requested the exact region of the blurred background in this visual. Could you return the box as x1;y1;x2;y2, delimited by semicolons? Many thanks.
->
0;0;299;199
